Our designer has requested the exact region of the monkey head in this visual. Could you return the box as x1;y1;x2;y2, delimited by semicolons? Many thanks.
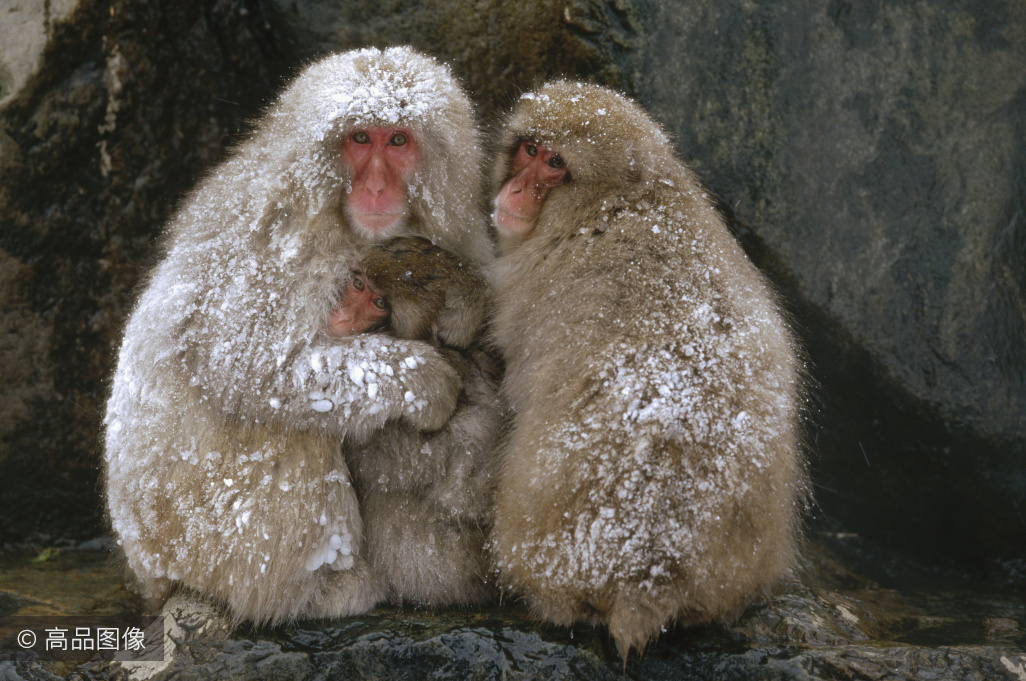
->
270;47;493;264
492;81;675;249
326;236;486;347
493;138;567;237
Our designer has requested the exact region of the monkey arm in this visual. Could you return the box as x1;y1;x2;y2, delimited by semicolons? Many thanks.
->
193;332;459;441
277;335;463;439
143;234;463;440
137;318;463;441
346;345;501;516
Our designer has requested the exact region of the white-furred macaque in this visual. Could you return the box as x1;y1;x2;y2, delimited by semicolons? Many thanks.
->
332;237;500;606
104;47;492;625
488;81;807;657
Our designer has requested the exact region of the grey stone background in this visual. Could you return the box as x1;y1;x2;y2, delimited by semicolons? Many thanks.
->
1;0;1024;571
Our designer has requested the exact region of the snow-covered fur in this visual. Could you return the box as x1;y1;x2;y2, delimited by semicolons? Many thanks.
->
488;81;808;657
104;47;492;624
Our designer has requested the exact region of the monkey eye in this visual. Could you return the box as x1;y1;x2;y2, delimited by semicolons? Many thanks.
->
352;276;365;291
524;143;538;157
547;155;565;169
389;132;408;146
352;131;370;144
372;297;387;310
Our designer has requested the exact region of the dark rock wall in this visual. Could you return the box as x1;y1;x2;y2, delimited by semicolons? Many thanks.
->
1;0;1023;567
0;0;287;543
263;0;635;115
632;0;1026;563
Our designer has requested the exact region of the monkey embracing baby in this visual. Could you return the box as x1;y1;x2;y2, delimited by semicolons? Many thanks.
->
104;44;805;660
104;47;495;623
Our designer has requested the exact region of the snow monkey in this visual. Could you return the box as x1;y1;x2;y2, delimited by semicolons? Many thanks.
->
488;81;807;657
104;47;493;625
329;236;500;606
327;236;487;347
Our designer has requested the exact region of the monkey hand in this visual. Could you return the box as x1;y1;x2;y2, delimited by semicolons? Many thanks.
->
397;346;464;433
434;347;473;383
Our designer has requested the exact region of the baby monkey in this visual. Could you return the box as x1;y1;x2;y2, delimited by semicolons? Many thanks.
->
330;236;500;607
328;236;486;348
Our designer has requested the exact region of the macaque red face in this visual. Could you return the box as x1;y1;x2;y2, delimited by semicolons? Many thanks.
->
326;271;391;337
342;128;420;239
494;139;568;237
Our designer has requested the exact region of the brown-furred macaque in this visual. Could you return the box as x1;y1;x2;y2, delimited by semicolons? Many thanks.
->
104;47;493;626
328;236;488;346
326;236;499;606
487;81;807;658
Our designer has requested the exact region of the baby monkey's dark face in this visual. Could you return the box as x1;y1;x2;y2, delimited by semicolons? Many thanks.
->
326;269;391;338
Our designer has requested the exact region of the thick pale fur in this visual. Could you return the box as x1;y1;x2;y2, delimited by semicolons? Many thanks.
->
104;47;492;625
488;81;807;657
346;237;501;605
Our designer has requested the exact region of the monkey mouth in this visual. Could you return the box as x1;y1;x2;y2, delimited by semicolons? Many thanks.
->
492;205;536;235
353;210;404;219
348;209;405;236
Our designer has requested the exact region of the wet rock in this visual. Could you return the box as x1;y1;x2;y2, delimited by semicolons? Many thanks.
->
101;595;314;681
78;538;1024;681
0;539;1023;680
0;548;142;617
987;617;1022;641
